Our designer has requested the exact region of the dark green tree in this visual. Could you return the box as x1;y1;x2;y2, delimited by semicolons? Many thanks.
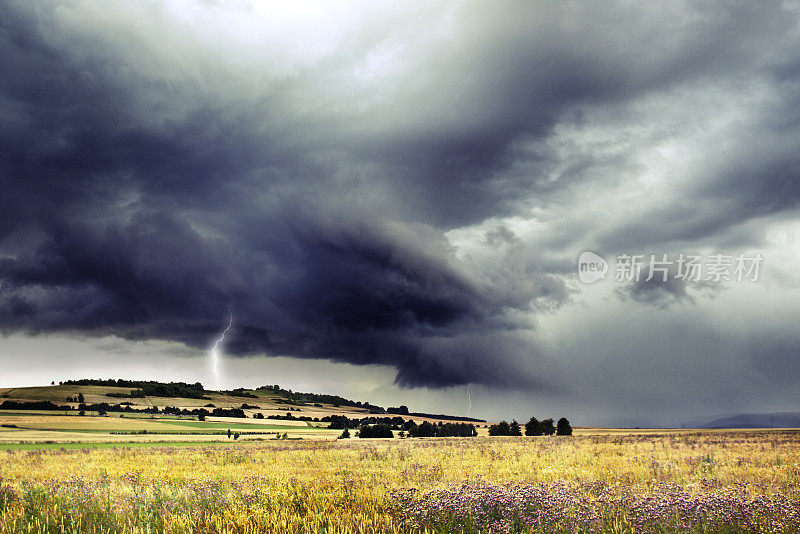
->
489;420;511;436
509;420;522;436
525;416;543;436
359;424;393;438
541;418;555;435
556;417;572;436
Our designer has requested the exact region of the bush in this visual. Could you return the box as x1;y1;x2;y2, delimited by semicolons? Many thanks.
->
211;408;246;418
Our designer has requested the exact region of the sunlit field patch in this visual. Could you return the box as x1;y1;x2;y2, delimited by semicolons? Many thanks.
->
0;430;798;533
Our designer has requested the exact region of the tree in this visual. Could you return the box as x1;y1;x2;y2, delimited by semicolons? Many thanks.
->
556;417;572;436
525;416;543;436
77;392;85;403
489;420;511;436
541;418;555;436
198;413;206;421
509;420;522;436
227;428;232;439
359;423;393;438
233;433;240;440
339;427;350;439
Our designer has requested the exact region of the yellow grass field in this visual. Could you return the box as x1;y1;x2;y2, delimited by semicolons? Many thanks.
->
1;430;799;533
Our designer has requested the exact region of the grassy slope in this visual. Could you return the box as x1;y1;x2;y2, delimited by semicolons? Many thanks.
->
0;383;450;445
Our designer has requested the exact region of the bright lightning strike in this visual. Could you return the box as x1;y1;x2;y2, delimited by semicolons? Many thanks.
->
210;310;233;387
465;383;472;418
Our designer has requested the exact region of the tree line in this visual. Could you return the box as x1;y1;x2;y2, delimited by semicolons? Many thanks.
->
62;379;208;399
331;415;479;439
256;384;385;412
489;417;572;436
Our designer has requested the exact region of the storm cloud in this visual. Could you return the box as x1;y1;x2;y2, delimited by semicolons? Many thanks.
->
1;0;800;412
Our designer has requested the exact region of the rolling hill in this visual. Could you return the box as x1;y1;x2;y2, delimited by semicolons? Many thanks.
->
699;412;800;429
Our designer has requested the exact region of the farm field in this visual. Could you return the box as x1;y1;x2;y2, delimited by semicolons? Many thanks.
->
1;430;799;533
0;411;339;445
0;383;482;446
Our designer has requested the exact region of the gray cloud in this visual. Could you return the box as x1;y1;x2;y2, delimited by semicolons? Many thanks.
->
1;0;800;414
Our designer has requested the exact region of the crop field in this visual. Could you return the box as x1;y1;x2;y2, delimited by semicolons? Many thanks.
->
0;430;798;533
0;413;339;446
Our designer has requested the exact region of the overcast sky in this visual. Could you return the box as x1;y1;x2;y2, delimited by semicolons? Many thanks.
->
1;1;799;426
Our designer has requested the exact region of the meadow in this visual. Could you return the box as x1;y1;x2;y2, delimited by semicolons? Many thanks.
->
1;430;799;533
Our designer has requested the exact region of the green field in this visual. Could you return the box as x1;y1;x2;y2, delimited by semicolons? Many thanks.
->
0;409;335;445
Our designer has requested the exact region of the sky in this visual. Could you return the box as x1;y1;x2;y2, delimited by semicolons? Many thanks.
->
1;0;799;427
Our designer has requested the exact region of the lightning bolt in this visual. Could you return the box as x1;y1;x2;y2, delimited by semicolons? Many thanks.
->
210;309;233;388
465;383;472;418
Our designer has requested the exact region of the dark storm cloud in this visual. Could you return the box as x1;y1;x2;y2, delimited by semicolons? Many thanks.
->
1;0;800;394
616;274;723;309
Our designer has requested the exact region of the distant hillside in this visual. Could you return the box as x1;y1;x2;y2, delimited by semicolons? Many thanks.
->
63;379;207;399
3;379;483;423
700;412;800;429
